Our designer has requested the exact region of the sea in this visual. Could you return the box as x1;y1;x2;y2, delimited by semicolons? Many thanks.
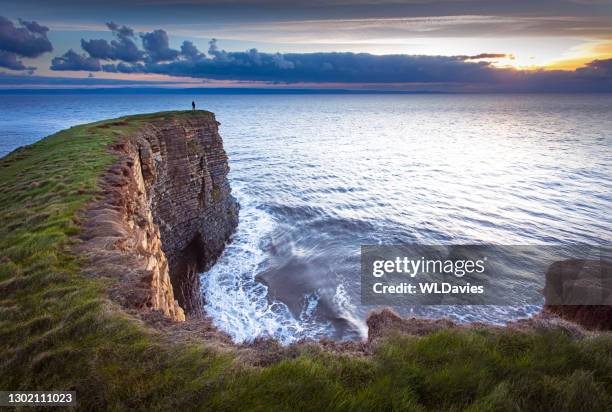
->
1;93;610;343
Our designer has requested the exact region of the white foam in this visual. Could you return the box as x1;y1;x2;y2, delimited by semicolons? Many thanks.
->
300;291;320;321
201;183;330;344
332;281;368;340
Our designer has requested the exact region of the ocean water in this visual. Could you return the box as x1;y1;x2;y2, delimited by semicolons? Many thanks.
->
1;93;611;343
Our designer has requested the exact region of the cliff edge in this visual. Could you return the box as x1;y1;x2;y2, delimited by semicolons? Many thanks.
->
77;111;238;321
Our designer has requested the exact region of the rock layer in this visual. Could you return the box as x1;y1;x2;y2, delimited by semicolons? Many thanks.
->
79;112;238;321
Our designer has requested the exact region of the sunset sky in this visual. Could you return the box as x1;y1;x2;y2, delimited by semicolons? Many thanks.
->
1;0;611;91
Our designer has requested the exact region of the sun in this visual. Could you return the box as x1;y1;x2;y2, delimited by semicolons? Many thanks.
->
491;55;557;71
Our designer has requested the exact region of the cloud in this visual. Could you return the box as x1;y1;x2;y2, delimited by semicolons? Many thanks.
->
0;16;52;57
0;71;189;86
7;0;612;41
49;22;612;92
152;42;612;91
141;29;179;62
107;22;134;40
152;47;503;83
0;50;30;71
80;24;181;64
50;50;101;71
18;18;49;35
101;62;145;73
462;53;513;61
80;39;113;60
0;16;52;71
81;22;144;62
581;58;612;75
207;38;231;62
180;41;202;59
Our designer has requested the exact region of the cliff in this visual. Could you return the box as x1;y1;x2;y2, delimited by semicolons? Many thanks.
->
78;111;238;321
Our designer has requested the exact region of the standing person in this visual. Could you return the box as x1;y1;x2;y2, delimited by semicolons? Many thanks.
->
192;100;196;110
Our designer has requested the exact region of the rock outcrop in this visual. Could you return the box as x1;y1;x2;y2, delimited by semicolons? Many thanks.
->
543;259;612;330
79;112;238;321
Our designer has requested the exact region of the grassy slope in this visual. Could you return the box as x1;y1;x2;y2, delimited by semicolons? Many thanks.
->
1;112;611;411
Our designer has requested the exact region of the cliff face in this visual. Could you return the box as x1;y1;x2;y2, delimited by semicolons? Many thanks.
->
79;112;238;321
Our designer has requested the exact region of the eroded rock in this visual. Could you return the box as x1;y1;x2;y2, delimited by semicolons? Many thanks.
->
543;259;612;330
78;112;238;321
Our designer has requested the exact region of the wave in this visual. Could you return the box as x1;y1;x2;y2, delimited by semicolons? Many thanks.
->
201;182;331;344
332;280;368;340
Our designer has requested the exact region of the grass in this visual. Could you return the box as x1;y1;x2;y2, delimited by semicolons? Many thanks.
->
1;111;611;411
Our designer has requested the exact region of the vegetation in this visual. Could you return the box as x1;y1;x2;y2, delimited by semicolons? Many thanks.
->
1;112;611;411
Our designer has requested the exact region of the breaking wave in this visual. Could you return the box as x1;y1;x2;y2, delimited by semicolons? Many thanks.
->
201;184;331;344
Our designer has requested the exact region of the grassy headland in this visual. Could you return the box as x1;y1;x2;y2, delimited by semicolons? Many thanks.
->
1;112;611;411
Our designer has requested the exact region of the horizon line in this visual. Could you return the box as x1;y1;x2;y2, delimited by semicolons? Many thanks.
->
2;87;612;95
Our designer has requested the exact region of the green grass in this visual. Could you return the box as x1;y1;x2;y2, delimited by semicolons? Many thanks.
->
1;111;611;411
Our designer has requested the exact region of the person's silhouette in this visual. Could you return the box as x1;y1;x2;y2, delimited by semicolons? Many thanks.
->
192;100;196;110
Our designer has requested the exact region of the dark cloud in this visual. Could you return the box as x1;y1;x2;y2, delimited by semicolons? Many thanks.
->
135;45;612;91
102;62;145;73
81;25;180;64
151;47;501;84
0;16;52;57
207;38;231;62
107;21;134;40
581;58;612;75
0;16;52;71
49;22;612;92
180;41;202;59
18;18;48;35
0;50;30;71
4;0;611;37
141;29;179;62
462;53;514;61
80;39;112;60
50;50;101;71
81;21;144;63
204;39;294;69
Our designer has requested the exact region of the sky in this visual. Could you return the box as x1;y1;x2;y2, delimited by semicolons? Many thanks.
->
1;0;612;92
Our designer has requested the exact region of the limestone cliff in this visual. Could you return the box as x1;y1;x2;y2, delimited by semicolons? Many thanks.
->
78;112;238;321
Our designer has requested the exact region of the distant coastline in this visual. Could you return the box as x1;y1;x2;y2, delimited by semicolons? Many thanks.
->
3;87;612;95
0;87;456;95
